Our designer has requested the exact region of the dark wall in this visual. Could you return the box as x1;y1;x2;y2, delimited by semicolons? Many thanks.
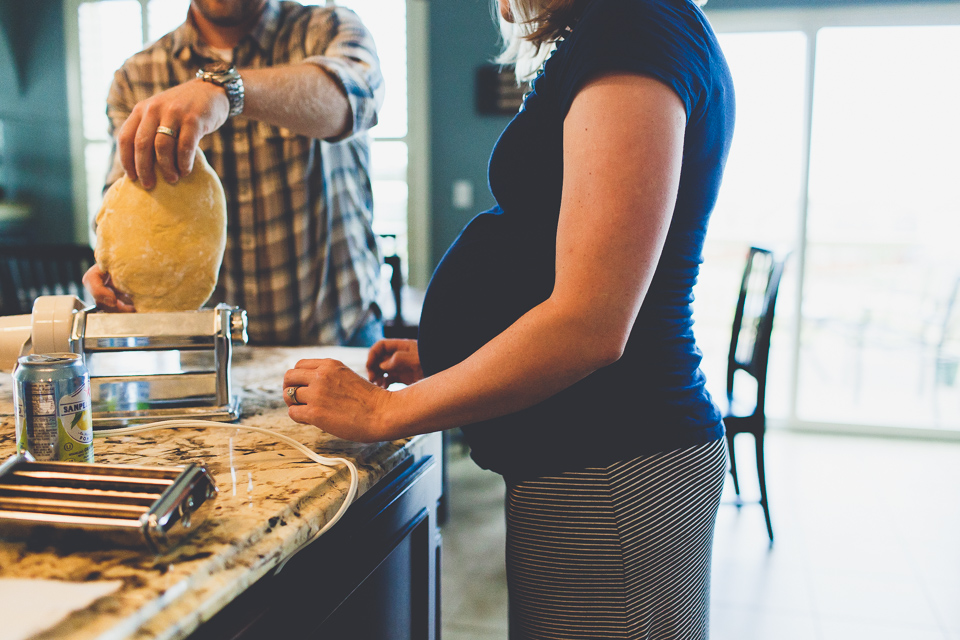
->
0;0;74;244
427;0;513;271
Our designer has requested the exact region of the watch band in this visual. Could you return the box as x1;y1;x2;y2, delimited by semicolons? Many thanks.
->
197;64;245;117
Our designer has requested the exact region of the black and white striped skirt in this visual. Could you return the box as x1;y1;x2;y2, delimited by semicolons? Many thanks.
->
505;438;727;640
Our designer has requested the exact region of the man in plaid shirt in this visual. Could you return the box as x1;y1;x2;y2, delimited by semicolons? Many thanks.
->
84;0;385;346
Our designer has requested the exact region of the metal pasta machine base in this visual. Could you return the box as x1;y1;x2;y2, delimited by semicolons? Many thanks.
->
0;295;248;428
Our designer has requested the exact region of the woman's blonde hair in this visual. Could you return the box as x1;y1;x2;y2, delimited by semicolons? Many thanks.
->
496;0;708;81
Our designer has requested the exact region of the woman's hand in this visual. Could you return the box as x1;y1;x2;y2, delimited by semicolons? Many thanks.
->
82;264;136;312
283;359;394;442
366;339;423;388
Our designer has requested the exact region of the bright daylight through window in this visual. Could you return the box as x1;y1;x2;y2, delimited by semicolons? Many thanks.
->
696;13;960;435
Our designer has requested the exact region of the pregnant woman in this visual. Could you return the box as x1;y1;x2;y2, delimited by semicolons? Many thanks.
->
284;0;735;637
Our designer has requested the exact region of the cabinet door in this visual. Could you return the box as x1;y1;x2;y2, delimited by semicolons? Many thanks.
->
193;441;443;640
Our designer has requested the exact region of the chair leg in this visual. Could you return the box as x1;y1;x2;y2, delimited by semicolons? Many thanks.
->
726;431;741;498
755;431;774;543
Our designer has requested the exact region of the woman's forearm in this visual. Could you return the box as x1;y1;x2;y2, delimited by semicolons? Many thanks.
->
381;297;622;439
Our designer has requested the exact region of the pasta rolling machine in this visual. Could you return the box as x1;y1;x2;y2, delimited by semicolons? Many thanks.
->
0;295;248;427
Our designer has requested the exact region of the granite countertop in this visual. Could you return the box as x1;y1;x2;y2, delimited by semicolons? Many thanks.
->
0;345;417;640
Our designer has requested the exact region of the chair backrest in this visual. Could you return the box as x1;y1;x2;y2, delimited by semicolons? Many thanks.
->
379;234;420;339
935;274;960;386
726;247;787;417
0;244;96;316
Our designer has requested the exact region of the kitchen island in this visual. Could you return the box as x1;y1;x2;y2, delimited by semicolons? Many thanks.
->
0;346;442;640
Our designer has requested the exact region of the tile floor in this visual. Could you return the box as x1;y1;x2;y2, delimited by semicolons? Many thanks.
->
439;429;960;640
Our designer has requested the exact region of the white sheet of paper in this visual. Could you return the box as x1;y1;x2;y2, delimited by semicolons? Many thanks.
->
0;578;123;640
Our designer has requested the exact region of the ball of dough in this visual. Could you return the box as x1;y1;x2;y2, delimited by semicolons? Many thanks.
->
95;152;227;312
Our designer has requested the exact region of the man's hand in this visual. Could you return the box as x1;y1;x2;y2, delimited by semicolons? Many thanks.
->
82;264;136;312
118;79;230;189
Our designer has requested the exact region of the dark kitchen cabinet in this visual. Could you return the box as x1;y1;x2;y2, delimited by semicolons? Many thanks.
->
192;433;443;640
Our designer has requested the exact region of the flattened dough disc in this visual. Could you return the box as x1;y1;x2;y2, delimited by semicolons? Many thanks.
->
95;152;227;312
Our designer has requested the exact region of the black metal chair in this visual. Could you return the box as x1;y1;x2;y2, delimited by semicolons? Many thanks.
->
0;243;96;316
378;235;420;340
721;246;787;543
382;253;419;340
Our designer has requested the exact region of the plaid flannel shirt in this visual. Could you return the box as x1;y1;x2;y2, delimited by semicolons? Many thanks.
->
105;0;384;345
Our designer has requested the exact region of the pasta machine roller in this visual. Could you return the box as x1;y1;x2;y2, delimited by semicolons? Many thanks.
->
0;452;218;552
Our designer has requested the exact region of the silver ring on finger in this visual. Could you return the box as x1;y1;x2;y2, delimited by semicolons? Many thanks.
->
286;385;303;405
156;125;178;138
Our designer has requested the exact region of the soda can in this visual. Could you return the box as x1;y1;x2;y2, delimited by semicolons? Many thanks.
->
13;353;94;462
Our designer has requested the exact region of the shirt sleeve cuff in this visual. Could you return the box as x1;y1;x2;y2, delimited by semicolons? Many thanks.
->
303;55;384;142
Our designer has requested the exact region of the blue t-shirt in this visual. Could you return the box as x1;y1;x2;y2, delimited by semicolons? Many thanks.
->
418;0;735;479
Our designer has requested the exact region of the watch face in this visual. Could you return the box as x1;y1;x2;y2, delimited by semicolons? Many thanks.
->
203;60;233;74
197;60;244;116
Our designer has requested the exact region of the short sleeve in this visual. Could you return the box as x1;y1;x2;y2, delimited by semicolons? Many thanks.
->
553;0;710;120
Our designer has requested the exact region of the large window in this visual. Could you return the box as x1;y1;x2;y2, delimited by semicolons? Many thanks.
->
316;0;412;272
698;5;960;436
66;0;418;276
693;30;806;423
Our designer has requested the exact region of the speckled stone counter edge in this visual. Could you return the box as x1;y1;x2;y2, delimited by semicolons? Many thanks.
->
0;346;420;640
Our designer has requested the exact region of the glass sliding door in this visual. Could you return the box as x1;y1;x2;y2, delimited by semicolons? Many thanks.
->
702;5;960;436
800;25;960;430
695;31;807;423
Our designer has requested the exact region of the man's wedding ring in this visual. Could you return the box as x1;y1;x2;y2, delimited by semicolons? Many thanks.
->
156;125;178;138
286;386;303;405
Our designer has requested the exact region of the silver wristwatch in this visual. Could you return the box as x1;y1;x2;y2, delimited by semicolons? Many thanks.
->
197;62;245;117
